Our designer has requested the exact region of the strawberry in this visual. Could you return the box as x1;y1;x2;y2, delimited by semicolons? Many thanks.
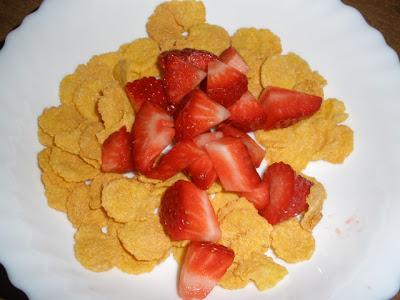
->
205;137;261;192
206;60;248;107
160;180;221;242
240;180;270;210
147;140;204;180
219;47;249;74
186;154;217;190
131;102;175;174
227;91;267;132
161;55;206;105
175;90;230;141
278;175;313;222
124;77;167;112
259;86;322;130
179;241;234;300
218;124;265;168
159;48;219;72
193;131;224;148
101;126;133;173
260;162;296;225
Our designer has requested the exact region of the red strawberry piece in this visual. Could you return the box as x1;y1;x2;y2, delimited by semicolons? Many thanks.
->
131;102;175;174
179;241;234;300
219;47;249;75
206;60;248;107
146;140;204;180
218;124;265;168
101;126;133;173
227;91;267;132
205;137;261;192
259;86;322;130
193;131;224;149
278;175;313;223
175;90;230;141
186;154;217;190
240;180;270;210
162;55;206;105
124;77;167;112
260;162;296;225
159;48;219;72
160;180;221;242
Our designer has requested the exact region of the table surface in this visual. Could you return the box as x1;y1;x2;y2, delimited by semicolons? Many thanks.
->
0;0;399;299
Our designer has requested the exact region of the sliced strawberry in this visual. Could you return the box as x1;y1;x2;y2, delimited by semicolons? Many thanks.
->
278;175;313;222
205;137;261;192
175;90;230;141
101;126;133;173
227;91;267;132
186;154;217;190
160;180;221;242
159;48;219;72
147;140;204;180
206;60;248;107
218;124;265;168
259;86;322;130
131;102;175;174
219;47;249;74
240;180;270;210
193;131;224;149
260;162;296;225
179;241;234;300
124;77;167;112
162;55;206;105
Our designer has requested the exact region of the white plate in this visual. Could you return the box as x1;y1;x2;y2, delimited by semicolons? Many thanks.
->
0;0;399;299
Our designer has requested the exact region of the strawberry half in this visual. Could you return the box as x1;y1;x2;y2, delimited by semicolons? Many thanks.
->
205;137;261;192
160;180;221;242
124;77;167;112
260;162;296;225
218;123;265;168
259;86;322;130
131;102;175;174
147;140;204;180
159;49;219;72
278;175;313;223
240;180;270;210
101;126;133;173
219;47;249;75
179;241;234;300
161;55;206;105
206;60;248;107
227;91;267;132
175;90;230;141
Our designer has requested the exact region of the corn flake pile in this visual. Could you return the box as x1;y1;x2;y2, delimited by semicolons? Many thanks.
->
37;0;353;295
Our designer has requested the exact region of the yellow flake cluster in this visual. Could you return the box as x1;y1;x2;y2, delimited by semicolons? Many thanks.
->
36;0;354;294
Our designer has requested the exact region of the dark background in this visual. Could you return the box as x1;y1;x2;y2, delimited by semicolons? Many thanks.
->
0;0;399;299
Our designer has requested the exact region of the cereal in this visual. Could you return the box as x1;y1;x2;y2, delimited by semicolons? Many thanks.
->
79;122;104;164
54;125;82;155
218;197;273;260
59;74;77;106
89;173;122;209
74;225;120;272
73;80;104;121
301;177;327;231
176;23;231;55
232;27;282;64
118;216;171;261
41;173;73;212
210;191;239;215
234;254;288;291
38;105;84;137
66;184;107;228
101;178;158;222
271;218;315;263
255;99;354;171
171;245;187;265
120;38;160;74
293;79;324;98
260;52;326;90
49;147;99;182
219;263;249;290
117;246;162;275
37;127;53;147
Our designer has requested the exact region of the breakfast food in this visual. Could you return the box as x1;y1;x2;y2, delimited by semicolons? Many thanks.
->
36;1;353;299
